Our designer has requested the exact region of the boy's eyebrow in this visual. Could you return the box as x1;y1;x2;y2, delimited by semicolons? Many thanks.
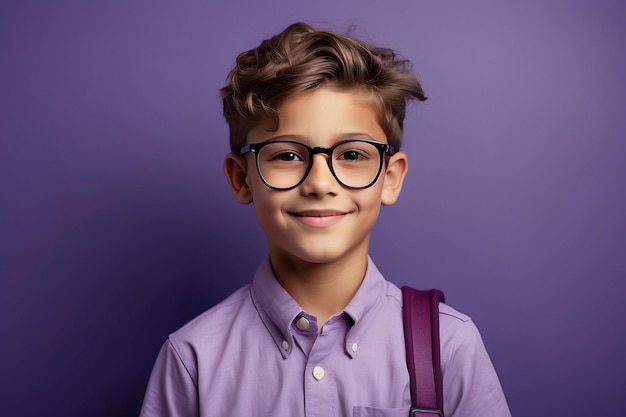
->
255;132;381;144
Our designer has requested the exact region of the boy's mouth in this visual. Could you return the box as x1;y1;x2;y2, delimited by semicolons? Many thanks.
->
291;210;347;217
288;210;349;227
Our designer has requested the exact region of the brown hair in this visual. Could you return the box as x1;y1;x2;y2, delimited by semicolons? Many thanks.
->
221;22;426;153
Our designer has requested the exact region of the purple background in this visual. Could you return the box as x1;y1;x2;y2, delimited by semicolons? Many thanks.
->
2;1;625;416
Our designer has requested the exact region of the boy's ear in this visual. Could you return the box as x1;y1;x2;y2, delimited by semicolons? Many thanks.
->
224;153;253;204
381;151;408;206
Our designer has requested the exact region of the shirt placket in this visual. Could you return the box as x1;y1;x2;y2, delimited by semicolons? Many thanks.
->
303;317;343;417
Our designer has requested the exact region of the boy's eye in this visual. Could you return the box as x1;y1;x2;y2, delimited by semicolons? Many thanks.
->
337;150;367;161
271;151;305;162
278;152;301;161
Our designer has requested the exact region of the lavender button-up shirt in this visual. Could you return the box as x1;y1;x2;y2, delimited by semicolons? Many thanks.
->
139;257;511;417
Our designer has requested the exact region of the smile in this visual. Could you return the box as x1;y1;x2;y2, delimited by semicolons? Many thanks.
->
288;210;349;227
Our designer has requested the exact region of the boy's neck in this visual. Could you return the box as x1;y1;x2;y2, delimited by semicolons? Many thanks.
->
269;249;369;327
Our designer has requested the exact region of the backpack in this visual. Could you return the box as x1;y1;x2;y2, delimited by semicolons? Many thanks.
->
401;286;446;417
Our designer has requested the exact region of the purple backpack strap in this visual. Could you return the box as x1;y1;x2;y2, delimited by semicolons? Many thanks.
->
401;286;446;417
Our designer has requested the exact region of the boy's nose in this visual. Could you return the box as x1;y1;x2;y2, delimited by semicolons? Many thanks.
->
299;154;339;197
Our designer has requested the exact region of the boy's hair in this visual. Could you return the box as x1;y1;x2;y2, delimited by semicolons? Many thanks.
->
221;22;426;154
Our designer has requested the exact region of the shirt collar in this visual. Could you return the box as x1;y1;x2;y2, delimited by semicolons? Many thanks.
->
250;256;388;359
342;256;386;323
342;257;387;358
250;257;302;358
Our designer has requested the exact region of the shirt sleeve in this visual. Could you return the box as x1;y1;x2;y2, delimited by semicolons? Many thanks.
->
440;310;512;417
138;339;199;417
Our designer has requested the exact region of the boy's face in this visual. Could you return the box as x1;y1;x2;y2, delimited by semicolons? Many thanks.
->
224;88;407;266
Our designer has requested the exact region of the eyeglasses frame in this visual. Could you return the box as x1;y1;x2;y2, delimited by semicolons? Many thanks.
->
239;138;396;191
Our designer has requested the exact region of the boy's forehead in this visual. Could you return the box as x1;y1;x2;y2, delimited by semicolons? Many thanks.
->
246;88;386;144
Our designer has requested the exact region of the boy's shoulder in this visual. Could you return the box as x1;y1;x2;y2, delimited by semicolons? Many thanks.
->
168;285;254;344
439;302;472;323
393;284;472;324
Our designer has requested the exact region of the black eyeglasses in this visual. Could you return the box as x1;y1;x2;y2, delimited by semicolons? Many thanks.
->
239;139;395;190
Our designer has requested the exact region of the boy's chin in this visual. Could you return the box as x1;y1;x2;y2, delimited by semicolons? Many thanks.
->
270;241;369;267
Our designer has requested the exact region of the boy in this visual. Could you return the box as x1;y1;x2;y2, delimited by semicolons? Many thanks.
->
139;22;511;417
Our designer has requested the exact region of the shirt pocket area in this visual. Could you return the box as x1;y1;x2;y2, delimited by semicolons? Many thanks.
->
353;405;411;417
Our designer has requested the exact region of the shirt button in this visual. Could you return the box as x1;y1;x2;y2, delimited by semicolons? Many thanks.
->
296;317;310;330
312;366;325;380
351;342;358;353
282;340;289;350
